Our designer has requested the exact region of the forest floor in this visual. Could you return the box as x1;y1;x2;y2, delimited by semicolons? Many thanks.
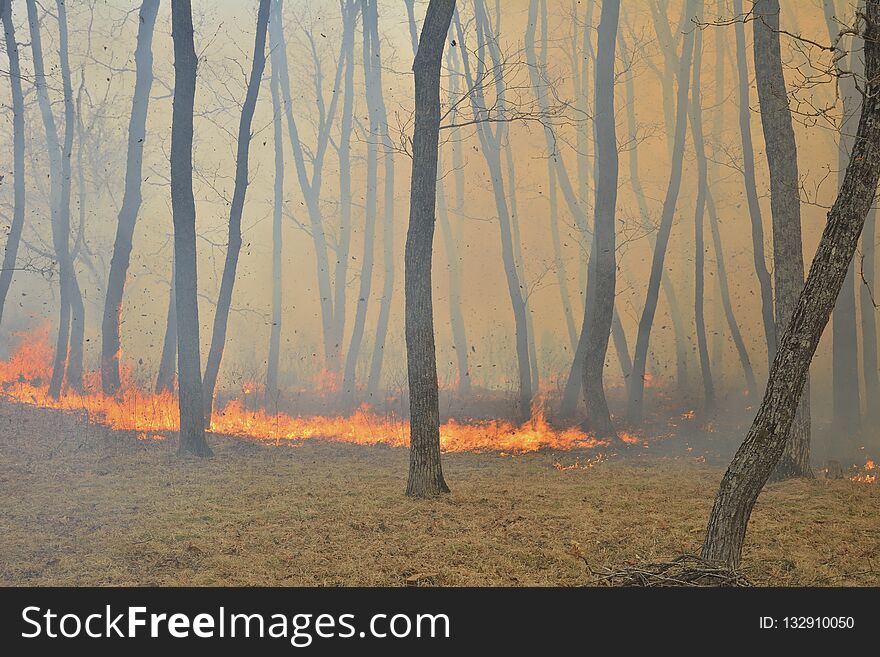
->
1;399;878;586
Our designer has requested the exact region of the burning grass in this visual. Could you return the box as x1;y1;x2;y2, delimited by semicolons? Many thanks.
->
1;400;878;586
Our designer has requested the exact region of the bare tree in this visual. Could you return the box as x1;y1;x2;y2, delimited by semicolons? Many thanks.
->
101;0;161;395
689;0;715;410
365;3;398;398
628;0;697;423
580;0;620;439
824;0;863;438
0;0;25;327
266;3;285;404
202;0;271;424
171;0;211;457
754;0;811;479
405;0;456;498
156;263;177;394
703;0;880;568
25;0;80;397
732;0;776;364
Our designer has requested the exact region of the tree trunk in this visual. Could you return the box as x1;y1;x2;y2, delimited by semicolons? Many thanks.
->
101;0;160;395
269;0;349;372
27;0;72;399
156;266;177;394
454;3;532;420
688;11;716;410
332;1;358;376
754;0;811;479
627;0;697;423
861;208;880;423
0;0;26;328
825;0;863;438
343;0;380;399
581;0;619;440
171;0;212;457
404;0;455;498
733;0;776;365
365;10;396;399
202;0;270;425
266;17;285;405
703;0;880;567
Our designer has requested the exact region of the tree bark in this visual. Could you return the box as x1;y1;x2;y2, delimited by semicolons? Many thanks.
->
581;0;619;439
703;0;880;568
202;0;270;424
0;0;26;328
627;0;697;423
171;0;212;457
101;0;160;395
754;0;811;479
404;0;455;498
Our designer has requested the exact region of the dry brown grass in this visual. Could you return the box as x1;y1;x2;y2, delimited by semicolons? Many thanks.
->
1;400;878;586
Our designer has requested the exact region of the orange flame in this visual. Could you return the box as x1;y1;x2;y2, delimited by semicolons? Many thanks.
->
0;328;629;455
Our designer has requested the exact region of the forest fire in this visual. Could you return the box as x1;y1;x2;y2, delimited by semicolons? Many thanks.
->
851;459;877;484
0;327;618;454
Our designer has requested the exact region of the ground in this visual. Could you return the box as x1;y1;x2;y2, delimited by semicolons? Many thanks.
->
1;400;878;586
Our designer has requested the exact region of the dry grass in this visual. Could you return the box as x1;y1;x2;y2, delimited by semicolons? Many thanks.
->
0;400;878;586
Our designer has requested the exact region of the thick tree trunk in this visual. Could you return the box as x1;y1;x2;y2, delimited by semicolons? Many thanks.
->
581;0;619;440
101;0;160;395
202;0;270;424
266;22;285;404
627;0;697;423
0;0;25;328
703;0;880;567
404;0;455;498
156;267;177;394
171;0;212;457
754;0;811;479
733;0;776;365
688;13;716;410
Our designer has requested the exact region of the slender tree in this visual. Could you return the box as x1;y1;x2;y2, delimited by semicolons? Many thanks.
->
404;0;455;498
580;0;620;439
156;264;177;394
688;4;715;410
454;2;533;420
703;0;880;567
202;0;271;424
365;4;397;397
266;5;285;404
0;0;26;327
101;0;161;395
343;0;381;398
171;0;211;457
824;0;863;438
731;0;776;365
627;0;697;423
754;0;811;478
26;0;77;398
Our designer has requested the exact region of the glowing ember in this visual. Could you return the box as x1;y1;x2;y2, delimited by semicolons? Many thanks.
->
0;328;626;455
